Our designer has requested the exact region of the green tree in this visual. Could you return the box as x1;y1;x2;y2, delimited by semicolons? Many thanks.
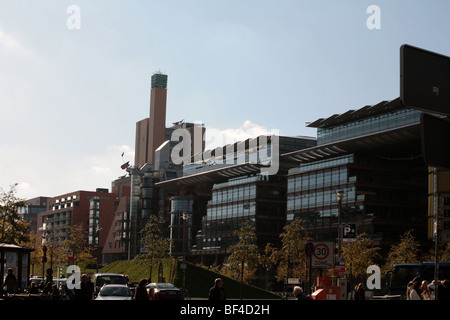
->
384;230;421;272
266;219;309;283
439;243;450;262
225;222;260;284
135;215;172;280
341;233;380;283
0;184;28;244
64;224;95;265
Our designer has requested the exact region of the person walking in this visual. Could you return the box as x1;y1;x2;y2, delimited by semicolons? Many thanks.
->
75;274;94;300
293;286;310;300
2;268;17;294
354;283;366;300
420;280;431;300
27;281;39;294
437;279;449;300
42;282;53;295
135;278;149;300
208;278;226;301
409;279;421;300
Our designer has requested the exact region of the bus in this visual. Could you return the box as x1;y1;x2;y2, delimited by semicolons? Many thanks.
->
385;262;450;298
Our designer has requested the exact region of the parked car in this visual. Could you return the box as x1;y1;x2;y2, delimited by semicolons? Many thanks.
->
95;284;133;300
146;283;184;300
93;273;129;295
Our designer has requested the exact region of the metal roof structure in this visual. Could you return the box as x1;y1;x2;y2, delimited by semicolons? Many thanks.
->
283;122;421;164
307;98;402;129
155;162;268;191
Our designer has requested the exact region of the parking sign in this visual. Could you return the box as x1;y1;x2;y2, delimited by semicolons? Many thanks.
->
342;224;356;242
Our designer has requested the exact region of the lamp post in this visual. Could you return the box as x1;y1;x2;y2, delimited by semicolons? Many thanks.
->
336;191;345;264
182;212;189;292
95;225;102;273
41;222;48;283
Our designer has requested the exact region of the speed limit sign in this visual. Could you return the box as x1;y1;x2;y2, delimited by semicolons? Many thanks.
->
311;242;334;268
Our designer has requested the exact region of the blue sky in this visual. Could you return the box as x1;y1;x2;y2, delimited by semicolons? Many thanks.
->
1;0;450;199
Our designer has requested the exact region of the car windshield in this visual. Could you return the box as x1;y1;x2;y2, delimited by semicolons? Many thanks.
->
96;275;128;287
156;283;176;289
100;286;130;296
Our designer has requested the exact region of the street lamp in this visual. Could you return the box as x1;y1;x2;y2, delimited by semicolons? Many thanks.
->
336;191;345;264
182;212;189;293
95;225;102;273
40;223;48;283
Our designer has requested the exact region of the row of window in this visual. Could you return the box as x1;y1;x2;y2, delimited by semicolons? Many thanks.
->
206;201;256;220
171;197;194;213
287;186;357;211
210;185;257;205
317;109;421;145
295;154;354;174
288;168;351;193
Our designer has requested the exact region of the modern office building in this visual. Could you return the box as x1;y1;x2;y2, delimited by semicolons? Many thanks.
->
19;196;49;233
157;135;317;265
283;98;430;254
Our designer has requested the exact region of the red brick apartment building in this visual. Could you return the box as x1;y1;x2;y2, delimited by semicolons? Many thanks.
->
37;188;119;262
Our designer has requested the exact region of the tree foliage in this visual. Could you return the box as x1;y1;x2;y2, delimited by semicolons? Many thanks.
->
265;219;309;282
0;184;29;244
384;230;421;272
135;215;172;265
63;224;95;265
224;222;260;283
341;233;380;282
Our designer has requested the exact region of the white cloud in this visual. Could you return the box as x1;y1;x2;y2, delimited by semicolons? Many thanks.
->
1;144;135;200
204;120;278;150
0;26;34;57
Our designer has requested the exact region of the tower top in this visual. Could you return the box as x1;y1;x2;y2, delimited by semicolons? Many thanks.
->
151;73;168;89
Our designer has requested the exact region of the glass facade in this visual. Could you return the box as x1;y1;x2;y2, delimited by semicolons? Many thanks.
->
287;100;431;246
195;174;285;255
317;108;422;145
170;196;194;256
287;151;427;244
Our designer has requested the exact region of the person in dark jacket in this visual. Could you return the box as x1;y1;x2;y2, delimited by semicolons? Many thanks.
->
208;278;226;301
2;268;17;294
75;274;94;300
135;278;149;300
293;286;311;300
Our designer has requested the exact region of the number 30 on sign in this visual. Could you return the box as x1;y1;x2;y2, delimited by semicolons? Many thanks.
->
311;242;334;268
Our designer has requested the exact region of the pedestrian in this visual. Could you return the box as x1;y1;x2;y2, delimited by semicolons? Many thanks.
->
135;278;149;300
428;280;436;300
409;279;421;300
38;281;45;291
51;284;60;299
208;278;226;301
42;282;53;295
420;280;431;300
293;286;310;300
27;281;39;294
437;279;449;300
75;274;94;300
354;283;366;300
2;268;18;294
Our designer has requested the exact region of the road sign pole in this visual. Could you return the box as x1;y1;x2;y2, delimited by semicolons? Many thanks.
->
309;254;312;295
434;174;439;300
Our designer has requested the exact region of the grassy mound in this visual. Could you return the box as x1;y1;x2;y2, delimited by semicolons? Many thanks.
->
90;259;280;299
